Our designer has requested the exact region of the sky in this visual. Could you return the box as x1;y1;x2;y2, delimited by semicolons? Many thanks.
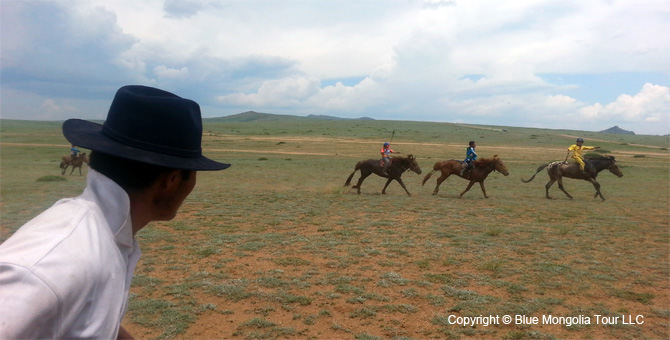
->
1;0;669;135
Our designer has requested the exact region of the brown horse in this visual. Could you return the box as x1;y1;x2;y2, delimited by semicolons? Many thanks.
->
521;155;623;201
60;153;89;176
344;155;422;196
421;155;509;198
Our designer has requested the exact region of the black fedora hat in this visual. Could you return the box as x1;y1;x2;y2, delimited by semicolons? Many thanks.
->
63;85;230;171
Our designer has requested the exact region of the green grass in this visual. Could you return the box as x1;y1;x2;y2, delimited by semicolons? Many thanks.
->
1;118;669;339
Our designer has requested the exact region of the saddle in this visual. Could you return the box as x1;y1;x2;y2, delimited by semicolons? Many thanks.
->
454;159;471;169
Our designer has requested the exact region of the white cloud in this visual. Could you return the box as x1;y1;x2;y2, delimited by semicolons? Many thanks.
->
582;83;670;124
217;77;321;107
153;65;190;79
38;99;80;120
1;0;668;134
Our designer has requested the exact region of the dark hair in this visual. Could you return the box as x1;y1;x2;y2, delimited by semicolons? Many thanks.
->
469;141;476;146
89;151;192;192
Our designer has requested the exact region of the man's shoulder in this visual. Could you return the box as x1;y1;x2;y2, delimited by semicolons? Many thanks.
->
0;198;107;265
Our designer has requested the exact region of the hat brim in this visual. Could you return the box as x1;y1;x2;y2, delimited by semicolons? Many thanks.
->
63;119;230;171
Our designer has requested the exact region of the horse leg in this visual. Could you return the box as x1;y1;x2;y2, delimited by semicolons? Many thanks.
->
69;165;76;175
381;178;394;195
586;178;605;201
556;178;573;199
459;180;477;198
344;170;358;187
355;172;371;194
478;181;488;198
432;174;449;195
393;178;412;196
61;164;67;175
544;179;556;199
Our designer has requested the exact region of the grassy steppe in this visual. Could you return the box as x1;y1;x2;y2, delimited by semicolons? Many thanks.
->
1;118;669;339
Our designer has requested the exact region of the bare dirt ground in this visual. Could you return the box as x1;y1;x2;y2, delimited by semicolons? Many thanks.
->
122;204;669;340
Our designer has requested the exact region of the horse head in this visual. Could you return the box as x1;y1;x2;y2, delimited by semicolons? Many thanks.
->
608;161;624;178
80;153;90;164
492;155;509;176
406;154;422;175
586;155;621;177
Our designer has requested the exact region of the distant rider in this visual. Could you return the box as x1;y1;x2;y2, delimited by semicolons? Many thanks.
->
70;144;80;159
460;141;477;176
566;137;600;176
380;142;394;176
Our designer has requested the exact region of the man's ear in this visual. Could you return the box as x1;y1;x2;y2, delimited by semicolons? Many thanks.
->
155;170;183;195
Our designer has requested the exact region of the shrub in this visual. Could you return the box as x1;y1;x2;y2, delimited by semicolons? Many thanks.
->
37;175;66;182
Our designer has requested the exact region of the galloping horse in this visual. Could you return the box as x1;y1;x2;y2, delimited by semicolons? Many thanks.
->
521;155;623;201
60;153;89;176
421;155;509;198
344;155;422;196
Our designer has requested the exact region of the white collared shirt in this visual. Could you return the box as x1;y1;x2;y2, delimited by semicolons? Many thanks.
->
0;170;141;339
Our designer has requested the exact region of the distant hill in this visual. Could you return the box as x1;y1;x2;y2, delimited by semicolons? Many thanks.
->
306;114;374;121
206;111;375;123
600;126;635;135
206;111;301;122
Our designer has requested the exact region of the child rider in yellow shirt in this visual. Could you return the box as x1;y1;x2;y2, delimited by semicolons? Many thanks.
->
566;137;600;175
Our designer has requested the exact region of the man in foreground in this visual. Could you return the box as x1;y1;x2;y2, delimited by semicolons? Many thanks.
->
0;85;230;339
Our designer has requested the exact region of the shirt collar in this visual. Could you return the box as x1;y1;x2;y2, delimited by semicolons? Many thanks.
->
81;169;134;248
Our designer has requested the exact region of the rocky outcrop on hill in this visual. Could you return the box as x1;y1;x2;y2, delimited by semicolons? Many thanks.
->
600;126;635;135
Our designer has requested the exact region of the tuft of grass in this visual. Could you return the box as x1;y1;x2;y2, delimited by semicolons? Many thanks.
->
37;175;66;182
613;289;654;305
206;283;252;301
126;298;196;338
241;318;276;328
486;227;502;236
350;307;377;319
272;257;311;266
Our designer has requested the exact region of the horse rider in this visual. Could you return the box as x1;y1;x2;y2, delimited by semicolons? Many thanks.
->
460;141;477;176
566;137;600;176
70;144;81;159
380;142;395;176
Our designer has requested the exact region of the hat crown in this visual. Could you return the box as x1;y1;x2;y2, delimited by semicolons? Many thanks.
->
102;85;202;158
63;85;230;171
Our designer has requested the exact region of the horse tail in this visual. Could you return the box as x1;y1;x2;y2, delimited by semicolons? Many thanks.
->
60;161;66;169
344;161;362;187
422;161;443;186
521;164;549;183
421;171;436;186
